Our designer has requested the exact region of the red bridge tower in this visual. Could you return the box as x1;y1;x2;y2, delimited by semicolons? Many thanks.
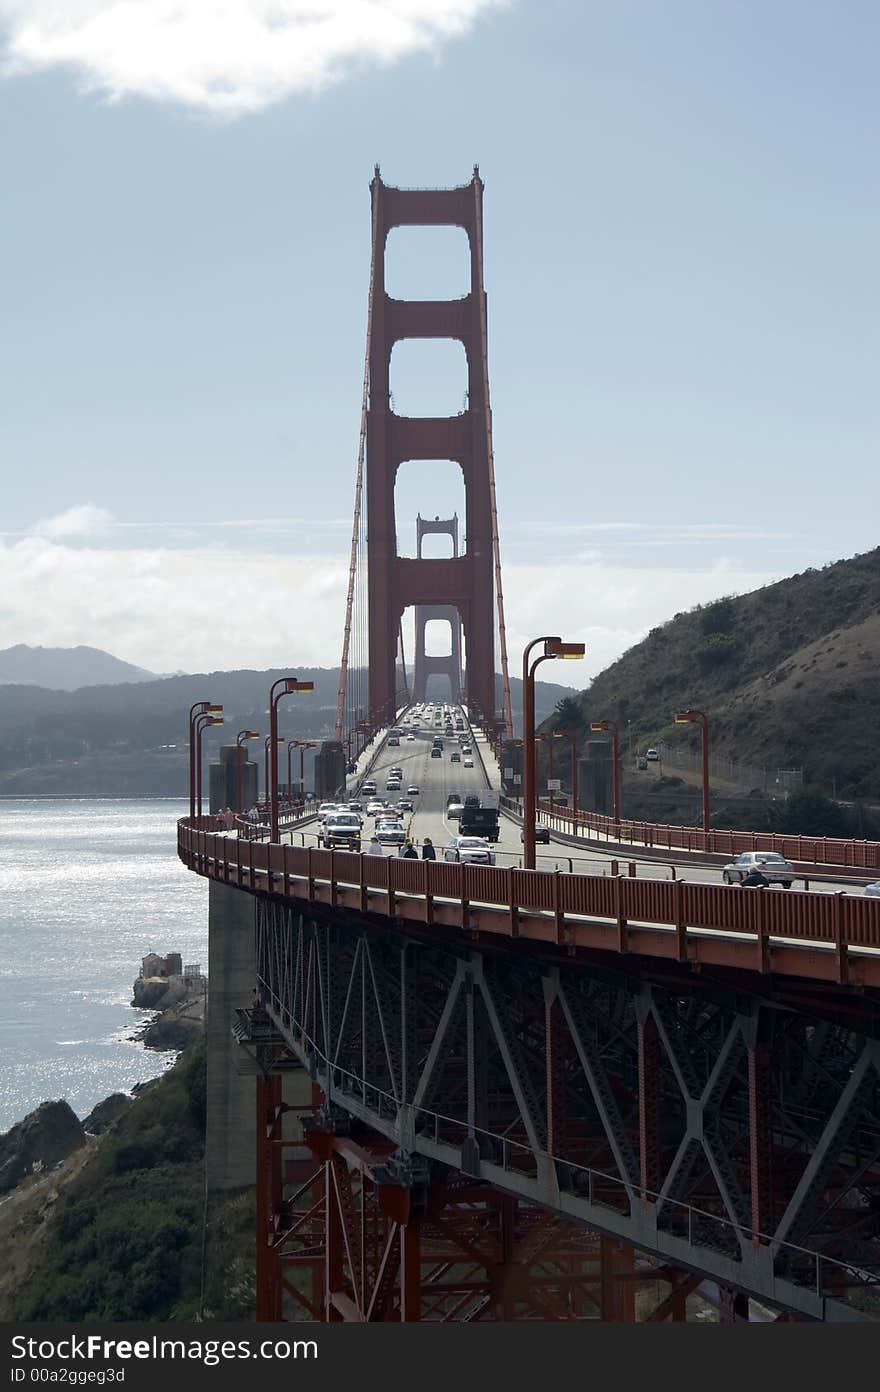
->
365;167;511;732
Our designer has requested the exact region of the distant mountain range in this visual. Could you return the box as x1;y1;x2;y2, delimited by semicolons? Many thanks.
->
0;647;573;795
0;645;156;691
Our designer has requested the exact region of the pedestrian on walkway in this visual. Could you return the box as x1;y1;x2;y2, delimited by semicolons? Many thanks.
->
365;834;384;856
400;841;418;858
422;837;436;861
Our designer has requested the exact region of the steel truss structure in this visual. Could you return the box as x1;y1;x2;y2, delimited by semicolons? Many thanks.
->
253;897;880;1321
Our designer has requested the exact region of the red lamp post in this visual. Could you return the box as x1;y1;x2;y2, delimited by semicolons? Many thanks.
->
264;736;282;809
675;708;710;833
288;739;317;801
522;637;585;869
194;712;224;816
554;728;579;823
269;677;315;842
590;720;620;830
188;701;222;818
236;729;260;813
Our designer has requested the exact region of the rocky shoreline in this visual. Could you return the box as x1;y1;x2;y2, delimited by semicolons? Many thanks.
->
0;950;205;1199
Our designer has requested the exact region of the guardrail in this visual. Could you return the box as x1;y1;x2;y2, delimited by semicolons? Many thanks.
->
500;796;880;873
179;818;880;989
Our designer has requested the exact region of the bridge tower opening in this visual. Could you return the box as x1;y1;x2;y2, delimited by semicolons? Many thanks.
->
352;166;512;735
413;512;463;702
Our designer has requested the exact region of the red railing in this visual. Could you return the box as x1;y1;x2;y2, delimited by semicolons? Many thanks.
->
179;818;880;988
522;798;880;872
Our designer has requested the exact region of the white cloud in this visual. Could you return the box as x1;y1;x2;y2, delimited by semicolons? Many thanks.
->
0;533;783;682
0;0;509;114
33;503;115;539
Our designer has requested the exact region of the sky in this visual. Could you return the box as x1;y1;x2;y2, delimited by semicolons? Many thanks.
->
1;0;877;685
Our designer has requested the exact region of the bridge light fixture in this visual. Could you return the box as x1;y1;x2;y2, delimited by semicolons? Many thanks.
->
674;708;710;834
589;720;620;830
521;636;585;869
269;678;315;842
188;702;223;818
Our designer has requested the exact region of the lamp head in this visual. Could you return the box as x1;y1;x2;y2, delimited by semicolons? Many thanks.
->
674;710;697;724
546;639;586;660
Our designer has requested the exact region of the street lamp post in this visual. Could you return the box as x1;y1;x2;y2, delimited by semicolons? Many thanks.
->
269;677;315;842
590;720;620;830
194;712;224;817
522;637;585;869
554;729;579;823
288;740;318;802
236;729;260;813
188;701;222;818
674;708;710;834
264;736;282;809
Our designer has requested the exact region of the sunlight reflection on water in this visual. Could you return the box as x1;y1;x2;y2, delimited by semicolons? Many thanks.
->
0;799;207;1131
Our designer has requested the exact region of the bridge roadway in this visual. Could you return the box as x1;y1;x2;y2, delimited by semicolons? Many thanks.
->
298;708;868;899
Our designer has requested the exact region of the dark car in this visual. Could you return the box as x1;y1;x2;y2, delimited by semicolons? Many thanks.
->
521;822;551;844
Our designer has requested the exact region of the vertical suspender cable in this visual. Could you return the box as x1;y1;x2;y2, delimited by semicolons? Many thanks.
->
472;174;514;739
335;183;379;743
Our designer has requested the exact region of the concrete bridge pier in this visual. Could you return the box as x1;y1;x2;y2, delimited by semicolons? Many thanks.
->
206;880;257;1191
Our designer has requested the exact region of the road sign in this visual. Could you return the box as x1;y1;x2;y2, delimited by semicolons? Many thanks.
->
513;774;522;785
503;767;514;778
547;778;562;791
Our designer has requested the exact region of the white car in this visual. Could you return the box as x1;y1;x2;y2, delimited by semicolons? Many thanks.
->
366;799;388;816
645;748;660;761
376;821;406;845
317;802;341;822
407;785;420;796
463;757;474;768
865;881;880;897
722;851;795;887
447;801;464;820
406;733;415;741
444;836;495;865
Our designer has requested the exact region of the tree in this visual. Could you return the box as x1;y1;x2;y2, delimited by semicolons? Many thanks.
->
553;696;585;732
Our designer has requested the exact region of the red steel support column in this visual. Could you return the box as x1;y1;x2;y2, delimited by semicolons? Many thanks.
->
545;997;568;1158
325;1159;345;1321
399;1219;422;1322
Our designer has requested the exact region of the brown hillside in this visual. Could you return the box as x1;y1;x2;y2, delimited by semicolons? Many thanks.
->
555;547;880;799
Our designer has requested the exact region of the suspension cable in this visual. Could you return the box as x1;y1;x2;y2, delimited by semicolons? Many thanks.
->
335;182;379;743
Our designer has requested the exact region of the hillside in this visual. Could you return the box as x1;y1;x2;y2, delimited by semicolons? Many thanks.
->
554;548;880;801
0;664;572;796
0;645;155;690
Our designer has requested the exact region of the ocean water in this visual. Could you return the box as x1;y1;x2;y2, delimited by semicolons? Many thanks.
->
0;799;208;1134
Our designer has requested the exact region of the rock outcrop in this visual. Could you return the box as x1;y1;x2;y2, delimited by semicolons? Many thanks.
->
82;1093;132;1135
0;1101;86;1195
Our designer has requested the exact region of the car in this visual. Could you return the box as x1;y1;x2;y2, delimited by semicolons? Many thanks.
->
387;736;399;746
447;792;462;806
375;821;406;845
462;794;479;808
397;798;414;812
864;881;880;897
407;785;420;796
461;744;472;755
645;748;660;761
451;752;461;763
722;851;795;887
366;799;387;816
431;748;442;758
463;757;474;768
386;778;401;790
520;823;551;845
406;733;415;741
319;812;362;848
346;800;363;813
317;802;342;821
447;801;464;820
443;836;495;865
361;781;377;795
389;766;403;776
